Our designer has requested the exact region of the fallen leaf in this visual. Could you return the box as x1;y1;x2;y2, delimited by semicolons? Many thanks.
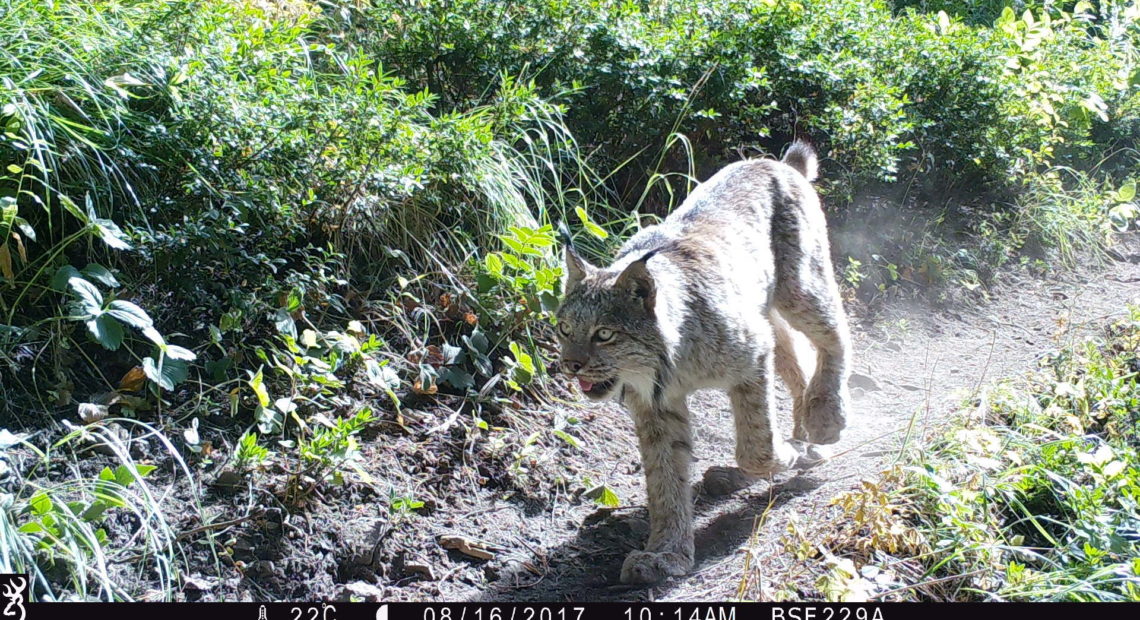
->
119;366;147;392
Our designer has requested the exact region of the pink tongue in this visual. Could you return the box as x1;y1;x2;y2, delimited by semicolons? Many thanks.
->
578;378;594;392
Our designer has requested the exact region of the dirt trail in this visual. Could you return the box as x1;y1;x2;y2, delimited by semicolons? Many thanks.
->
439;235;1140;603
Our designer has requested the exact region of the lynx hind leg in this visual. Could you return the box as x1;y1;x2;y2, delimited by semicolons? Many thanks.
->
729;356;799;477
621;399;695;584
772;196;852;445
771;309;813;441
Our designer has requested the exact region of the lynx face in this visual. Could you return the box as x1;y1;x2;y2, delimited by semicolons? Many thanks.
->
554;249;665;401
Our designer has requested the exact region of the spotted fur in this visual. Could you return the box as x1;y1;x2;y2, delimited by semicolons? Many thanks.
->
555;141;852;584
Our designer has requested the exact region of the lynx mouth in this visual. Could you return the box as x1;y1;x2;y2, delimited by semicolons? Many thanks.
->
577;377;617;398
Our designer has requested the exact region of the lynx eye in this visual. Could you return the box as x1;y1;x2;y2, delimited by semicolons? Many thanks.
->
558;323;573;337
594;328;615;342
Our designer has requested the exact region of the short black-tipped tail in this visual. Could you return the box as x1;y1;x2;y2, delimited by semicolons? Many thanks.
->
782;140;818;183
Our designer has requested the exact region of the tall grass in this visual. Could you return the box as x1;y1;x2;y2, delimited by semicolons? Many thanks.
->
1;419;195;601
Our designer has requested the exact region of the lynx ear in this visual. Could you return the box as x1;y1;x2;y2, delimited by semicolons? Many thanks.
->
563;245;594;292
614;252;656;313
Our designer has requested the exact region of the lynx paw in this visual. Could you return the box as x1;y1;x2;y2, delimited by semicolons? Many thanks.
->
788;439;831;470
794;391;848;445
620;549;693;584
700;466;757;496
737;439;799;477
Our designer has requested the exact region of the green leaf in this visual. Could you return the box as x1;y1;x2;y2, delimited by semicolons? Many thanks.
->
114;465;135;487
93;218;131;250
67;277;103;315
1116;180;1136;203
81;502;109;522
142;325;165;347
98;467;116;482
484;252;504;276
59;194;88;224
273;308;296;338
143;356;171;390
87;314;124;350
106;299;153;329
81;263;119;288
584;484;621;508
18;522;43;534
248;368;270;408
165;345;196;361
51;265;82;292
143;356;189;391
576;206;609;239
500;235;542;257
30;491;52;515
509;341;535;373
553;429;581;449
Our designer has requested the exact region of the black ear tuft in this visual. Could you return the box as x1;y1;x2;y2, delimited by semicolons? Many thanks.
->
557;220;574;247
562;232;594;292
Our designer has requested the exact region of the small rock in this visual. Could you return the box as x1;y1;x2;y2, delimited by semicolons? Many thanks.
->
248;560;275;578
212;469;243;491
182;575;217;592
335;581;384;602
405;559;437;580
848;372;882;391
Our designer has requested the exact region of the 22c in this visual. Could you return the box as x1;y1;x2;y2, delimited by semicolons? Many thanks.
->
292;604;337;620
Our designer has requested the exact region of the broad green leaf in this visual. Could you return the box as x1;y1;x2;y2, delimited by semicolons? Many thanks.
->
143;356;188;391
509;341;535;373
87;314;124;350
143;356;172;390
107;299;153;329
500;235;542;256
67;277;103;315
13;216;34;242
51;265;82;291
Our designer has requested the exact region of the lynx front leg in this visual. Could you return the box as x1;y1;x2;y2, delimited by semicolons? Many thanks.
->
730;354;800;476
620;400;695;584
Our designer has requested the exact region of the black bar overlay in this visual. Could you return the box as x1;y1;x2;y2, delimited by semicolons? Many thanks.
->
17;602;1140;620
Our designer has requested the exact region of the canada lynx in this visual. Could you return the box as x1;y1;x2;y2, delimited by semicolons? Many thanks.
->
555;141;851;584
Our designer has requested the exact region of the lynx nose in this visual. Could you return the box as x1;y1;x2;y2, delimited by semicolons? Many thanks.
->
561;358;584;374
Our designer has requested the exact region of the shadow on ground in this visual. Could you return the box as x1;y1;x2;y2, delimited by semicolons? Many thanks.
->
472;471;824;602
